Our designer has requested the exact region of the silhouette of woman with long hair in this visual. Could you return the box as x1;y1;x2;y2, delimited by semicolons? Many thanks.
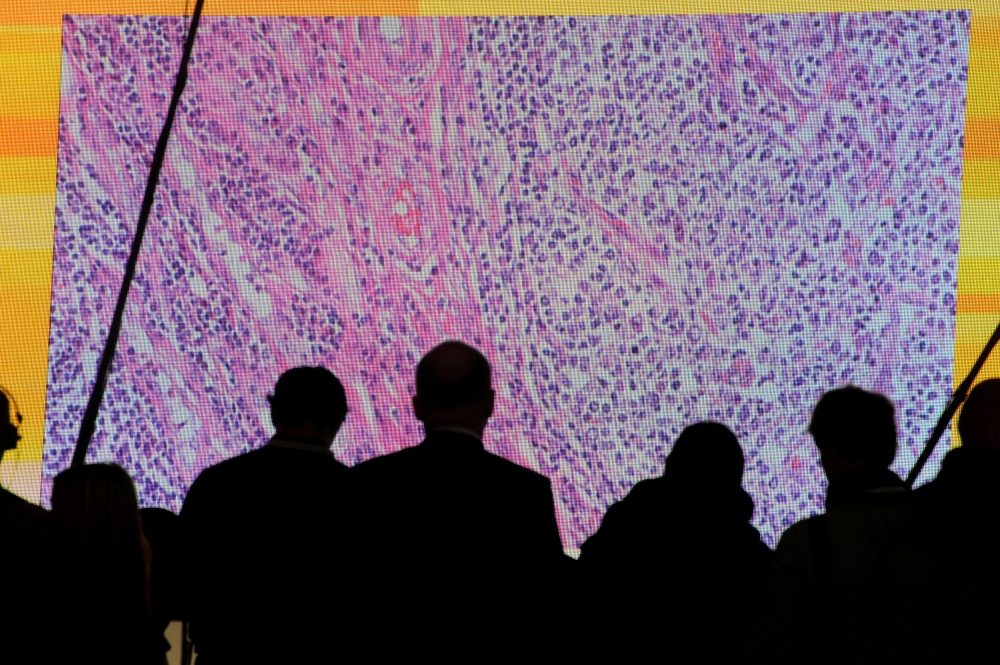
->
52;463;166;664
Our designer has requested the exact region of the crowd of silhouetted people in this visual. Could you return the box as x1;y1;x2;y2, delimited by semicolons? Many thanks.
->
2;341;1000;663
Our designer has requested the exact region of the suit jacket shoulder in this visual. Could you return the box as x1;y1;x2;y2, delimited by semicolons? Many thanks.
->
482;448;550;485
184;445;348;520
185;447;258;493
348;436;565;580
351;438;553;503
351;443;422;477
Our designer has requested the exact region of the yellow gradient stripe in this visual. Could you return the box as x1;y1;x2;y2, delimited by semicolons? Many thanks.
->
958;159;1000;201
0;26;62;53
958;257;1000;294
0;195;58;250
960;200;1000;257
0;51;62;117
0;158;57;197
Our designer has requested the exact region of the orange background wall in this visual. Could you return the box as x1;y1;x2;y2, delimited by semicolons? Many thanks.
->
2;0;997;502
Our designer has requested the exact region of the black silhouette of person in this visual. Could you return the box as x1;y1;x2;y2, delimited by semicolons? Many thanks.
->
140;508;183;643
749;386;981;663
181;367;351;664
580;421;772;661
0;386;65;662
350;341;566;659
915;378;1000;653
51;463;166;664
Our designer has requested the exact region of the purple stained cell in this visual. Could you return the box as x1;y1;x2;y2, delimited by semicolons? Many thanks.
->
46;11;968;551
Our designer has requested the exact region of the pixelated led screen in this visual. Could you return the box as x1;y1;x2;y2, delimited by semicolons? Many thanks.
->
45;11;969;549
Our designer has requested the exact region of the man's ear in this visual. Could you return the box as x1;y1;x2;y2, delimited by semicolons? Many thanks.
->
987;421;1000;450
485;389;496;420
328;417;346;440
412;394;424;422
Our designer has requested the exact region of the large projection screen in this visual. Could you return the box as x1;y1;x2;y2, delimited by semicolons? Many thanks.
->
1;1;997;555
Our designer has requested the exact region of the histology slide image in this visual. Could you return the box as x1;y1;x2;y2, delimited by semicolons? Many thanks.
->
47;12;969;549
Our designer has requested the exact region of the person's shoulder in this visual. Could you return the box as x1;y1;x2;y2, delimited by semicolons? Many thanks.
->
184;447;267;505
925;447;1000;495
482;450;552;490
0;488;59;550
0;487;52;524
620;476;667;502
597;477;666;521
193;448;258;481
199;446;349;486
592;478;666;533
742;522;774;560
347;447;426;505
351;445;423;477
259;445;351;474
774;514;815;555
1;486;33;508
761;515;817;587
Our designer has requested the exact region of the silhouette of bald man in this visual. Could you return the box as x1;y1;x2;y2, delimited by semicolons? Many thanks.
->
351;341;565;658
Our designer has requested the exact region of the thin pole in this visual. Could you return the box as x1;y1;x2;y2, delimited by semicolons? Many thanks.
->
905;317;1000;487
72;0;207;467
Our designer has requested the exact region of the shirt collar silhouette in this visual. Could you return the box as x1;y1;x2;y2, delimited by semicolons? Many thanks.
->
825;466;906;509
266;434;334;456
427;425;484;444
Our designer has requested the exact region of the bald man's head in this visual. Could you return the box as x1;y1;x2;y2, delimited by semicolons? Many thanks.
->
958;379;1000;451
414;341;495;433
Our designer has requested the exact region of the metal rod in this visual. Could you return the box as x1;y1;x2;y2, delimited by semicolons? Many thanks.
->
72;0;207;467
905;316;1000;487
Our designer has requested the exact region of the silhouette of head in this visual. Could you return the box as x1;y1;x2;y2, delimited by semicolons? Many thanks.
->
51;463;150;611
665;422;744;489
809;386;896;476
0;386;23;460
413;341;495;436
267;366;348;444
957;378;1000;451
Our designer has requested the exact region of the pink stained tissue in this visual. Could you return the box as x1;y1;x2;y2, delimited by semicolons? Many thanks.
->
47;12;969;550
